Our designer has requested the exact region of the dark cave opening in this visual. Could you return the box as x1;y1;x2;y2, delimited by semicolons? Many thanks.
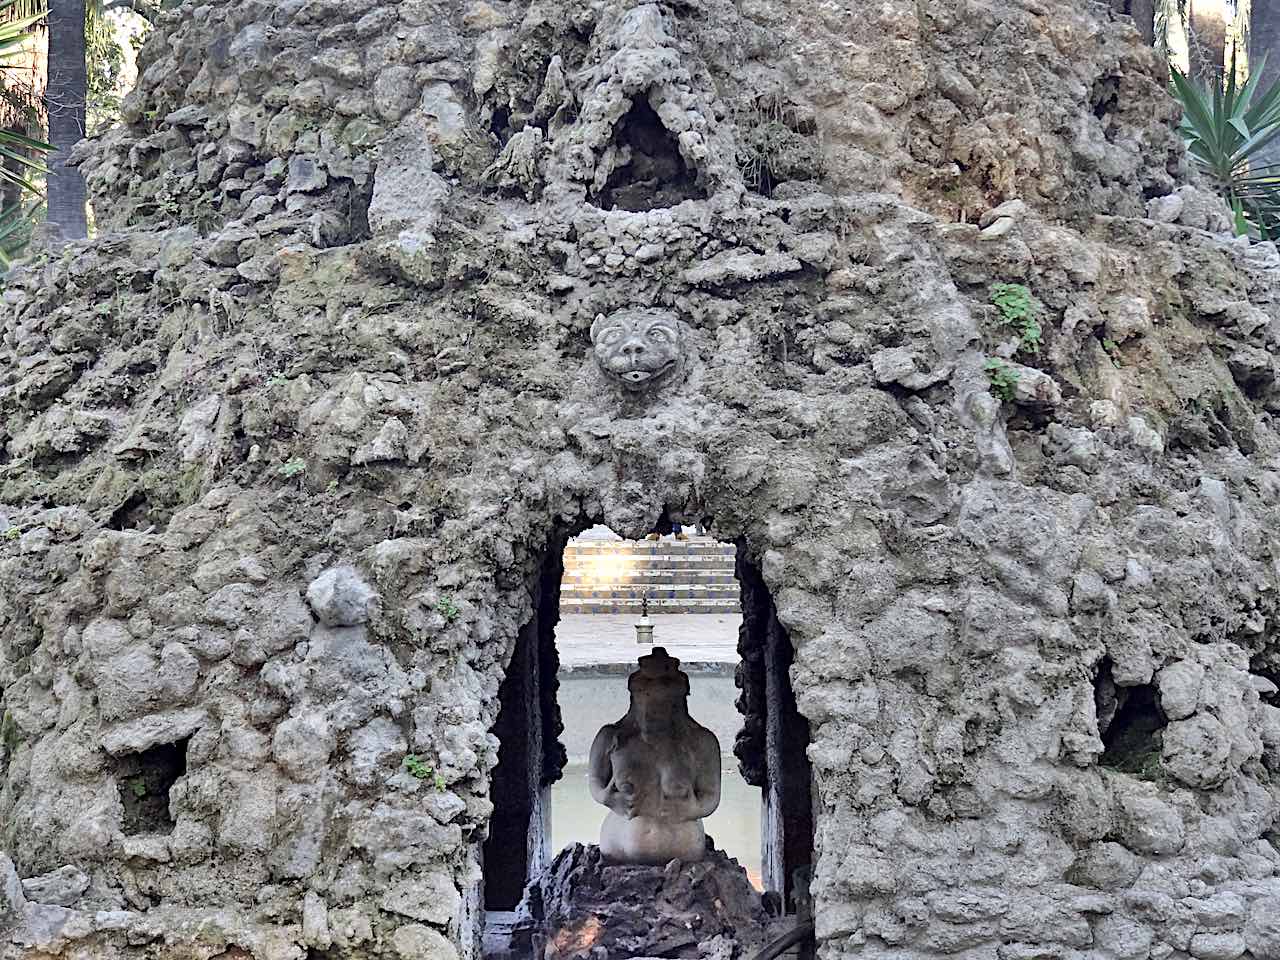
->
116;738;189;835
597;100;704;212
480;520;814;957
1096;658;1167;777
107;491;152;531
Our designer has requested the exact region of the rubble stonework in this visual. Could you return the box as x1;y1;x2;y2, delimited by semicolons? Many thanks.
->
1;0;1280;959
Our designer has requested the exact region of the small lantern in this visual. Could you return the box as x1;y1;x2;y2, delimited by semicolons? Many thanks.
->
635;595;654;645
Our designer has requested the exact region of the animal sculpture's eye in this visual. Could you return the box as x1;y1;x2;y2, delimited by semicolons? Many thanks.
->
647;327;671;343
598;327;624;345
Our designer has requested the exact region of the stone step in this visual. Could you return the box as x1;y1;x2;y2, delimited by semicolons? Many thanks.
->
561;598;740;614
562;570;738;584
565;555;735;568
564;542;735;558
561;585;740;600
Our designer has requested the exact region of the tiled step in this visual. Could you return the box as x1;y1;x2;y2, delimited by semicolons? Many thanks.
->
561;539;739;615
565;542;735;556
563;570;738;584
561;598;740;614
562;586;739;601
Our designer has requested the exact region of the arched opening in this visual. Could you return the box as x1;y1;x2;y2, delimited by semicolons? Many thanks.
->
479;518;814;958
595;99;705;212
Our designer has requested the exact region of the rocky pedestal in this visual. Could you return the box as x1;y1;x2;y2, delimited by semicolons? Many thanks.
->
507;843;782;960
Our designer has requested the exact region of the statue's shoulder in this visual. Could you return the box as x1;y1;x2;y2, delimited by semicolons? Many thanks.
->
690;721;721;754
591;720;625;748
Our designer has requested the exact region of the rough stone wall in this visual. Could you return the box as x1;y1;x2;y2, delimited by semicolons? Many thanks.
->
2;1;1280;960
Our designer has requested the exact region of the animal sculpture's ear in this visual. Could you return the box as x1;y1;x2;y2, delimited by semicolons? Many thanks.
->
590;312;607;340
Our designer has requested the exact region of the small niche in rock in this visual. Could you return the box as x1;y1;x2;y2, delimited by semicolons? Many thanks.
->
116;739;189;835
597;100;704;212
1096;660;1167;778
1251;654;1280;706
489;105;512;142
107;491;151;531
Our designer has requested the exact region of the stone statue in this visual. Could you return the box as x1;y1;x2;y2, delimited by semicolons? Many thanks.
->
590;309;683;391
588;647;721;864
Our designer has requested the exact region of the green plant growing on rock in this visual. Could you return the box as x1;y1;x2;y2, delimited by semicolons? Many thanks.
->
2;526;18;540
990;283;1041;354
1;710;18;753
277;458;307;480
436;596;460;621
984;358;1020;402
1102;338;1123;368
402;754;446;790
127;777;147;799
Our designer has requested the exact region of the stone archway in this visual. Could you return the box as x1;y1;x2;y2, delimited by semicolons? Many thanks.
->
475;516;816;942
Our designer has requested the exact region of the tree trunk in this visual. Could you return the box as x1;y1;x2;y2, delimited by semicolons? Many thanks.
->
1254;0;1280;164
45;0;88;243
1188;0;1230;83
1114;0;1158;44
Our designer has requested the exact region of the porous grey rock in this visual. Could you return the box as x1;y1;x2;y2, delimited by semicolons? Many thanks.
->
0;855;23;930
1163;714;1233;789
379;871;461;925
305;566;377;626
390;923;460;960
1005;360;1062;408
302;890;332;949
272;713;335;781
1189;932;1246;960
1115;792;1186;856
1245;896;1280;959
1159;660;1205;721
1;0;1279;958
20;866;89;907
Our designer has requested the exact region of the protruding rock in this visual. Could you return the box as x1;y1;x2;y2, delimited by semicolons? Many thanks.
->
306;565;378;626
20;866;89;908
1245;896;1280;958
302;891;332;949
1158;660;1205;721
1;854;25;930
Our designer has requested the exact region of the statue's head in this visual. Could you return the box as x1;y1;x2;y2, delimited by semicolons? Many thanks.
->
628;647;690;729
590;309;683;391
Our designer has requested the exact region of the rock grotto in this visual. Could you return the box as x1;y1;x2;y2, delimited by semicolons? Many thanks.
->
2;0;1280;957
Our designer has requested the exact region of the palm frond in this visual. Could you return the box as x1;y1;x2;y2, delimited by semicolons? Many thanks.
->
1170;55;1280;238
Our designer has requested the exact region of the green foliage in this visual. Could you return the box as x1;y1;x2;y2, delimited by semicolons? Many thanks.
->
984;358;1019;402
402;755;446;790
277;458;306;479
436;596;460;621
1100;742;1166;783
127;777;147;798
1101;338;1123;368
1;709;18;753
86;7;128;135
0;0;53;269
2;525;18;540
990;282;1041;354
1170;55;1280;238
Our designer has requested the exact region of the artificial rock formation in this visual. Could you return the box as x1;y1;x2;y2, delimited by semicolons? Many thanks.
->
507;843;775;959
588;647;722;865
1;0;1280;959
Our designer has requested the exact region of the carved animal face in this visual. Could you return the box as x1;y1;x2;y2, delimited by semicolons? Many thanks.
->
590;310;682;391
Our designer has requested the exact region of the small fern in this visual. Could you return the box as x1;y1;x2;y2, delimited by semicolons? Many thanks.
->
991;283;1042;354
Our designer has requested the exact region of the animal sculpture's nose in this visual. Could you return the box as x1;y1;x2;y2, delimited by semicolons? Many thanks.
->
620;338;645;359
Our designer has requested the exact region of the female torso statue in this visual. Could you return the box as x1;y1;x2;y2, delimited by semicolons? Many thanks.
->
588;647;722;865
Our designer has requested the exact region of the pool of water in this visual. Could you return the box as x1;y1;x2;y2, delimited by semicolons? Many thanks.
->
549;760;763;888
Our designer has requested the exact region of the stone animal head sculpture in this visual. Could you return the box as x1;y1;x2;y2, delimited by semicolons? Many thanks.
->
590;309;683;391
